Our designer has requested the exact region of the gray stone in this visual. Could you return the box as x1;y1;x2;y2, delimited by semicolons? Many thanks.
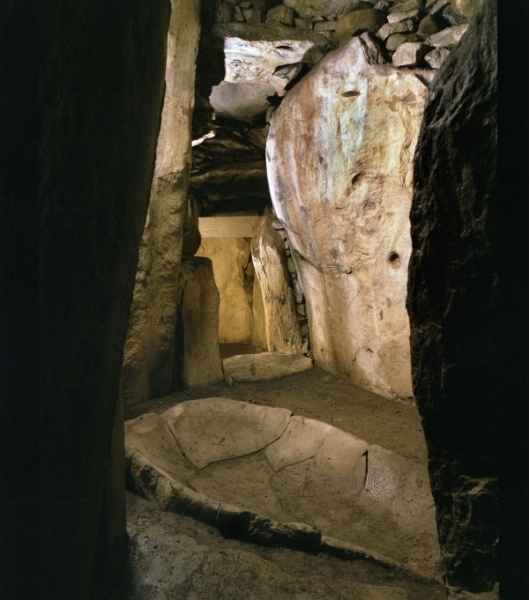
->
392;41;430;66
209;80;276;123
377;18;416;41
223;352;313;382
424;46;450;68
427;23;468;47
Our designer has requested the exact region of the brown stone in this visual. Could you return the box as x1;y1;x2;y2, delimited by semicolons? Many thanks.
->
284;0;373;19
427;23;468;47
424;46;450;68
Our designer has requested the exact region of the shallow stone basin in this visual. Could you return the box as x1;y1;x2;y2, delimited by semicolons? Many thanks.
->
125;398;440;580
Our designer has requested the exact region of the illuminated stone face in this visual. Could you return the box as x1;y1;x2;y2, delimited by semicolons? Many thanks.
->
267;36;429;400
126;398;440;577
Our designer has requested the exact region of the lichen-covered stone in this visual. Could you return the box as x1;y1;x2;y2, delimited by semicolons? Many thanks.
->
267;36;429;400
407;1;500;593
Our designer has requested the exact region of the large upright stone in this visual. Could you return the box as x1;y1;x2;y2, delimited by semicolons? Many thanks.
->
178;258;224;387
267;36;429;400
2;1;170;598
122;0;201;406
251;213;304;354
407;2;503;595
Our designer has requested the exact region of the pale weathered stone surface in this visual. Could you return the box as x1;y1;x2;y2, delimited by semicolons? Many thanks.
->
408;1;502;593
267;36;428;400
196;238;254;344
163;398;292;469
223;352;313;382
178;258;224;388
122;0;201;407
333;8;386;43
427;23;468;47
251;213;304;353
127;493;421;600
392;42;430;66
424;46;450;68
125;399;440;577
377;19;416;41
284;0;371;19
266;5;295;26
210;80;275;122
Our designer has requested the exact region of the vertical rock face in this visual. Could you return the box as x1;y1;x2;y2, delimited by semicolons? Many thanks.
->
2;2;170;599
197;238;255;344
251;213;304;353
407;2;501;594
178;258;224;387
267;36;428;400
122;0;201;407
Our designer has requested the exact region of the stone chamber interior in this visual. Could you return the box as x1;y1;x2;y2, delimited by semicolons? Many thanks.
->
3;2;527;600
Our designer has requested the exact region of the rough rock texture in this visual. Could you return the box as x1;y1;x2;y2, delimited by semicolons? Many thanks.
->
125;399;440;577
191;123;270;215
251;213;304;353
209;22;331;122
122;0;201;407
284;0;370;19
177;258;224;387
1;2;170;598
223;352;313;382
333;9;386;43
267;36;429;400
392;41;430;66
127;493;437;600
407;2;509;596
196;238;255;344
